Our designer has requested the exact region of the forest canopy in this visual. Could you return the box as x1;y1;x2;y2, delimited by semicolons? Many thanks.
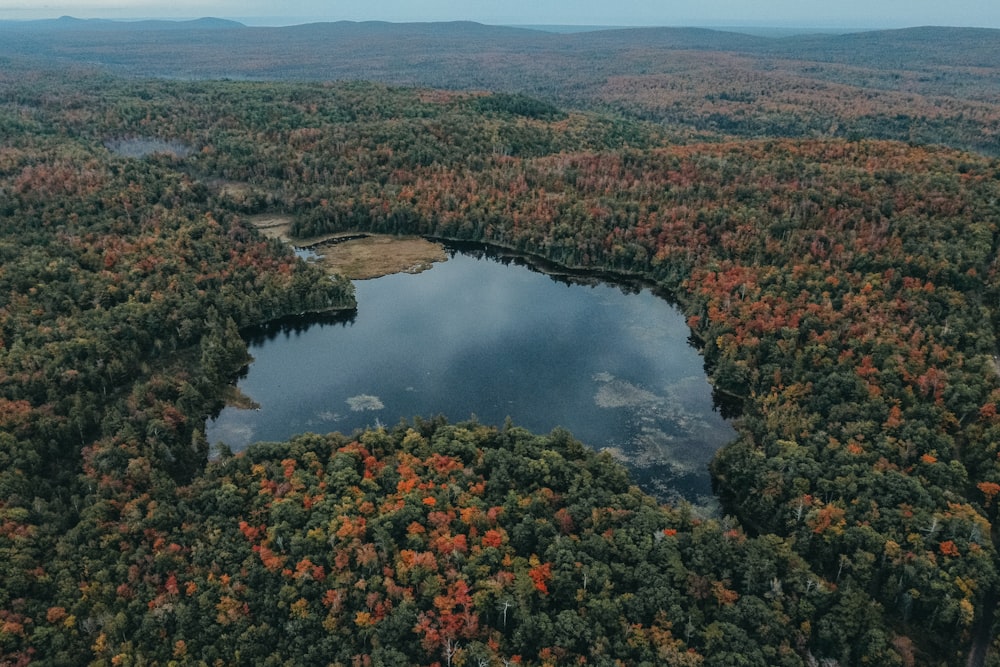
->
0;34;999;666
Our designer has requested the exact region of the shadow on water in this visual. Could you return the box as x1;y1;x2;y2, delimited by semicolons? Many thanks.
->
242;309;358;346
442;239;648;295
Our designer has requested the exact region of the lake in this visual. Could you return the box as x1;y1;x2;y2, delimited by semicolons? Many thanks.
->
207;244;735;506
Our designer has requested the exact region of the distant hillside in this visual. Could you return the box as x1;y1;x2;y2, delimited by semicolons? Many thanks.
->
2;19;999;153
770;26;1000;69
0;16;244;31
4;19;997;82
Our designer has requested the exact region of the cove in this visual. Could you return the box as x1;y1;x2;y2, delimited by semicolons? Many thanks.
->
207;244;735;506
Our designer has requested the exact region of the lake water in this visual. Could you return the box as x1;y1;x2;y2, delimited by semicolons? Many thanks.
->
207;245;735;505
105;137;192;158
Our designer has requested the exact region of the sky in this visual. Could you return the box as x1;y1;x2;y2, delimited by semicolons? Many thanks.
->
1;0;999;30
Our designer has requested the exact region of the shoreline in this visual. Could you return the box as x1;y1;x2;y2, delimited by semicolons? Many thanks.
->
247;215;448;280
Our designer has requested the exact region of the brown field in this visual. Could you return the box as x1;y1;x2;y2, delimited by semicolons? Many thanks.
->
247;214;294;241
314;235;447;280
246;215;446;279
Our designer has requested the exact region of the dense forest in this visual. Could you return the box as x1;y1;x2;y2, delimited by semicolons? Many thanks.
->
1;19;1000;667
3;20;1000;155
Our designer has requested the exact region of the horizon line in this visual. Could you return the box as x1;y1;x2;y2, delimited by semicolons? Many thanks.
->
1;15;998;32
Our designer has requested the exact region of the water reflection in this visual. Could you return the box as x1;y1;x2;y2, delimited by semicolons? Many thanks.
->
244;310;357;346
105;137;192;159
446;241;645;295
208;245;734;507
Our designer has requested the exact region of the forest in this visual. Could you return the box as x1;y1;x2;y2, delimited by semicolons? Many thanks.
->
1;19;1000;667
3;20;1000;155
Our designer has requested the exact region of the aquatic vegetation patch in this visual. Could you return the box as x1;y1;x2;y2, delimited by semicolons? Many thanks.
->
346;393;385;411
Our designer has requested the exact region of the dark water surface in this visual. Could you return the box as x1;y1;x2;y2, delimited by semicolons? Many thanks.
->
207;247;735;505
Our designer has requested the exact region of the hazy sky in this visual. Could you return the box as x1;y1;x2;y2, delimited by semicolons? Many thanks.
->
2;0;999;29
